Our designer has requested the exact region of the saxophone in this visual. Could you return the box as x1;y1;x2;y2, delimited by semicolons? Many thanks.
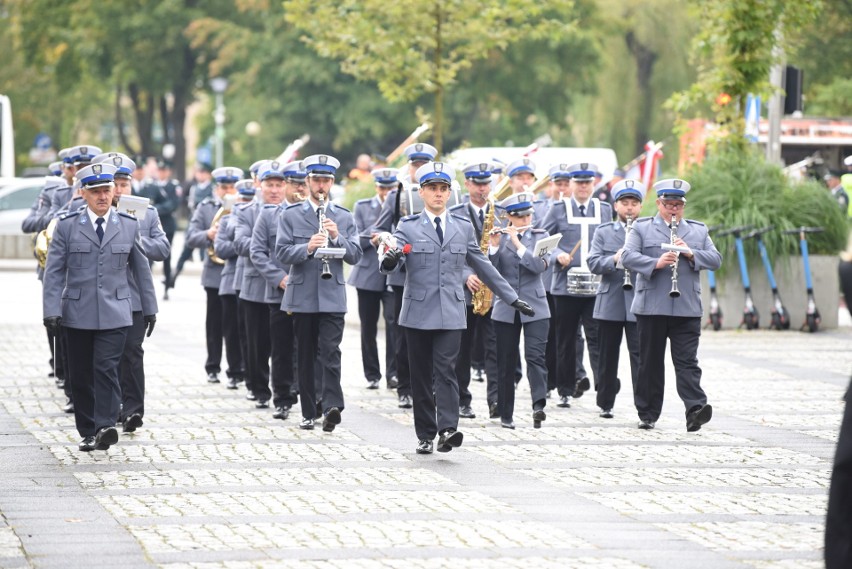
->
472;201;496;315
207;193;238;265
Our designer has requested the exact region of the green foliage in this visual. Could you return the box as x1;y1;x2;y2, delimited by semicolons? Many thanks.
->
682;148;848;277
339;180;376;212
805;77;852;117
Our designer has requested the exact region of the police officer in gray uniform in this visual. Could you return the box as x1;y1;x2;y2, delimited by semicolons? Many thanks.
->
186;167;245;387
92;153;169;432
587;179;644;419
622;179;721;432
542;162;612;408
488;192;551;430
23;173;65;236
348;168;398;390
381;162;534;454
43;163;157;452
48;145;102;218
276;154;362;432
250;160;302;419
215;179;255;391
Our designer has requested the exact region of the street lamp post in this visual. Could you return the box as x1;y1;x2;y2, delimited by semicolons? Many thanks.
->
210;77;229;168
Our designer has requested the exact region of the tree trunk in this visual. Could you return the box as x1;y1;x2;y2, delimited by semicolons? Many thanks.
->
625;31;658;155
159;95;171;145
129;83;155;158
115;85;139;156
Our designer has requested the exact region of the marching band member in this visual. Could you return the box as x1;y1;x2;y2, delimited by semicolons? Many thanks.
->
621;179;721;431
348;168;398;390
249;160;302;420
587;179;644;419
542;163;611;409
48;145;102;218
504;157;548;222
92;152;169;433
449;162;500;419
186;167;245;387
488;192;550;429
372;142;438;409
380;162;533;454
43;163;157;451
275;154;362;432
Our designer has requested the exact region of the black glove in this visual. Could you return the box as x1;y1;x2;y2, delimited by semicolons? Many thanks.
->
43;316;62;334
511;299;535;317
381;248;403;271
144;315;157;337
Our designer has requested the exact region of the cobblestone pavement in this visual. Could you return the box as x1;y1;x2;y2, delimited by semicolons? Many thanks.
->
0;270;847;569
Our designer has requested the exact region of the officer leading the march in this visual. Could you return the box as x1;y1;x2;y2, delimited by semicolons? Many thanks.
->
621;179;721;432
42;163;157;452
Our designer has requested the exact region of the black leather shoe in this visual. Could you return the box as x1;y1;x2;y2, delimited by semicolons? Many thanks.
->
573;377;591;398
299;417;315;430
63;398;74;413
638;419;655;430
599;409;614;419
488;402;499;419
123;413;143;433
686;404;713;432
55;378;65;389
557;395;572;408
366;379;380;389
398;394;413;409
255;400;269;409
316;401;323;416
437;430;463;453
532;409;546;429
78;436;96;452
245;392;257;401
416;439;433;454
226;377;239;390
207;372;220;384
472;368;485;382
459;405;476;419
322;407;342;432
273;406;290;420
501;420;515;430
386;376;399;389
95;426;118;450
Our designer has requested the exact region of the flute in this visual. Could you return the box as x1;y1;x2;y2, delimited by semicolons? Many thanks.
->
489;224;533;235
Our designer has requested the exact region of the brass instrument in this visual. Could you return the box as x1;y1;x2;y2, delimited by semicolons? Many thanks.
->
669;214;681;298
621;216;634;290
317;195;333;280
34;218;59;269
472;200;497;316
207;194;238;265
524;174;551;196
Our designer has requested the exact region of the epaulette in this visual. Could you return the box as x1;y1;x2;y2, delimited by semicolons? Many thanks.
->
285;203;302;210
235;202;253;210
118;211;137;220
450;213;470;223
263;203;278;209
531;228;547;234
201;197;216;205
685;219;706;227
635;217;652;223
448;203;465;212
355;198;372;205
58;210;81;221
332;204;350;213
147;205;156;210
597;221;614;229
533;199;545;204
400;214;419;222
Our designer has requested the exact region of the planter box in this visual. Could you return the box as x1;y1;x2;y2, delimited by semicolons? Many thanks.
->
700;254;840;330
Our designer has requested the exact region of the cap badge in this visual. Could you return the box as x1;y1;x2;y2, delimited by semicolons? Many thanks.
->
580;162;588;170
434;163;444;173
112;157;122;166
92;164;102;175
560;163;568;171
271;161;279;169
319;155;328;165
415;143;423;152
383;169;392;178
81;146;88;155
226;169;233;177
479;163;488;172
625;180;634;188
673;180;683;189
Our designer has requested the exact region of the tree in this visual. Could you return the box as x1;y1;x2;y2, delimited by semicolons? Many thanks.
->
283;0;578;153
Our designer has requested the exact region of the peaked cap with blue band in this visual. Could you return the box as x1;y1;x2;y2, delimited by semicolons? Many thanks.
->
499;191;535;216
371;167;399;187
77;163;117;189
653;178;690;201
303;154;340;178
92;152;136;178
612;179;645;202
235;179;256;196
403;143;437;162
462;162;494;183
255;160;285;181
65;145;103;165
567;162;598;181
48;161;64;176
548;162;573;180
506;158;536;177
415;162;455;185
282;160;307;181
212;166;243;184
249;160;266;177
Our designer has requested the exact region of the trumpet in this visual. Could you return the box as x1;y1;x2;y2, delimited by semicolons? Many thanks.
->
621;216;634;290
317;195;332;280
207;193;238;265
669;214;681;298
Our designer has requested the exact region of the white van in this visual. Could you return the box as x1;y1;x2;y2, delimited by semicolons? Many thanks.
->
446;146;619;184
0;95;14;178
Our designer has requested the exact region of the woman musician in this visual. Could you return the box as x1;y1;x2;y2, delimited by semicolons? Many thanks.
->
488;192;551;429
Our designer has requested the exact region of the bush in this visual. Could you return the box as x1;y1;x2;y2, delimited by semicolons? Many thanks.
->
660;148;848;278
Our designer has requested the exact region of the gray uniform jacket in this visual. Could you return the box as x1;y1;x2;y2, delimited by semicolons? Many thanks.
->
348;196;388;292
489;229;551;324
22;184;58;234
275;200;362;313
185;198;224;289
48;186;75;219
250;204;289;305
235;200;268;303
129;206;170;312
43;209;157;328
384;211;519;330
587;221;637;323
372;188;406;287
214;213;239;296
541;198;613;296
621;214;722;318
539;198;560;293
448;202;489;305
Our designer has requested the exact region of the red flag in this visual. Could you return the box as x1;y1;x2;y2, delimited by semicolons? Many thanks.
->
639;141;664;189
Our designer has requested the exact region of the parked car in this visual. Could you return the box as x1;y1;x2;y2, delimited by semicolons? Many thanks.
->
0;178;42;234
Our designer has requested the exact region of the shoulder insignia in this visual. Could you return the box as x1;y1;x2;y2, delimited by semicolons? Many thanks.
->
533;199;545;204
448;203;465;212
355;198;372;205
531;228;547;234
450;213;470;223
59;210;81;221
285;203;302;210
635;217;652;223
333;205;351;213
598;221;614;229
685;219;707;227
401;214;419;223
235;202;252;210
263;204;278;209
118;211;137;220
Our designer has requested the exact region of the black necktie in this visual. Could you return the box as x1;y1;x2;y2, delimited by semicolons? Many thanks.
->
435;216;443;244
96;217;104;243
578;205;586;217
478;209;484;224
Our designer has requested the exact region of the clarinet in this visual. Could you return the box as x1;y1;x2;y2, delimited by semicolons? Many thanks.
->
669;214;681;298
622;216;634;290
317;195;333;280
